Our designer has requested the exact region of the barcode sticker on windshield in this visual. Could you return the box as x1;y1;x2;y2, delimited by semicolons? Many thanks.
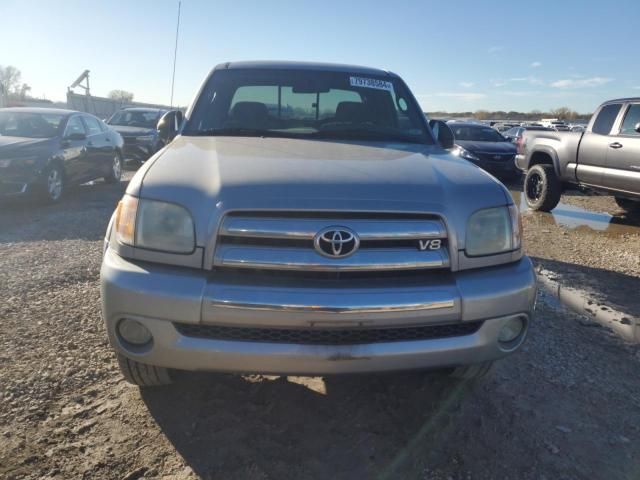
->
349;76;394;92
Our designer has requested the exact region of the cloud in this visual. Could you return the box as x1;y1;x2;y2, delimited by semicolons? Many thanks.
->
492;76;543;87
530;61;542;68
511;76;544;85
459;82;475;88
419;92;487;101
488;46;503;54
502;90;542;97
550;77;613;88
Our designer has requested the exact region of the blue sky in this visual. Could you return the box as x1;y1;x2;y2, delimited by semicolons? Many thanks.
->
1;0;638;113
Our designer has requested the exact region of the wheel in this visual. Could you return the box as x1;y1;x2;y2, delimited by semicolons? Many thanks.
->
39;164;65;204
104;152;123;184
116;352;172;387
614;196;640;212
450;361;495;380
524;164;562;212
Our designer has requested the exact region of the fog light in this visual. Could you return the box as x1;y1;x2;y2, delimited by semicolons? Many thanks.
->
498;316;524;343
118;319;152;345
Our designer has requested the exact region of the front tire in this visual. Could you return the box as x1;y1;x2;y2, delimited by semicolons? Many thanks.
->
104;152;123;184
524;164;562;212
614;196;640;213
450;361;495;380
116;352;173;387
39;164;65;204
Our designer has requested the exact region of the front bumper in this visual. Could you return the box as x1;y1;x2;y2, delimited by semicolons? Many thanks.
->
515;154;527;171
122;141;155;161
0;180;29;197
0;169;41;198
101;250;537;375
473;158;519;175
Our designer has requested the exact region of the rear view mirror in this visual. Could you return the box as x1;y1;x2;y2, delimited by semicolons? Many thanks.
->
429;119;455;150
157;110;184;143
635;122;640;134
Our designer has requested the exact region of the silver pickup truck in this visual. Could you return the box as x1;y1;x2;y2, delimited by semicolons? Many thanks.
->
517;98;640;212
100;61;536;386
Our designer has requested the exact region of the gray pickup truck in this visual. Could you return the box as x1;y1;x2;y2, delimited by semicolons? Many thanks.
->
517;98;640;212
100;61;536;386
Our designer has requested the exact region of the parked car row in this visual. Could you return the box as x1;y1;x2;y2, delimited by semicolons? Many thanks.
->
0;108;124;202
0;106;183;203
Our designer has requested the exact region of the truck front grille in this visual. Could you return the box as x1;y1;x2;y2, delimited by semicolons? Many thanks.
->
214;212;450;273
174;321;482;345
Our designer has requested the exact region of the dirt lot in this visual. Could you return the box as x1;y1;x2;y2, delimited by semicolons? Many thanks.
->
1;177;640;480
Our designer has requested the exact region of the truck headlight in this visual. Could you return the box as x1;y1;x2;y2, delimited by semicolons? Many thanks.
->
466;205;520;256
453;145;479;162
114;195;195;253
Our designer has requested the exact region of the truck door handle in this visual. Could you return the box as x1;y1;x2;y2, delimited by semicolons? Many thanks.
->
609;142;623;149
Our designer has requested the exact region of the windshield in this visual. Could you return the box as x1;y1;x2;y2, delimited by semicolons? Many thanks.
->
450;126;507;142
183;69;432;144
0;111;65;138
107;110;161;128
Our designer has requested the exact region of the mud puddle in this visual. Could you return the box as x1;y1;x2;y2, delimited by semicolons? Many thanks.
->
509;189;640;235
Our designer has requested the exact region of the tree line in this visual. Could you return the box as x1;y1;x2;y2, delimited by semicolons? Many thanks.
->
428;108;590;122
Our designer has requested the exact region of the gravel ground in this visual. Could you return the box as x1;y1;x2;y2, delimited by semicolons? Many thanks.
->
1;177;640;479
508;183;640;318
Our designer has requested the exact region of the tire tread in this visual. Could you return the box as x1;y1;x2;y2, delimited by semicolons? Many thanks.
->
116;352;172;387
524;164;561;212
451;361;495;380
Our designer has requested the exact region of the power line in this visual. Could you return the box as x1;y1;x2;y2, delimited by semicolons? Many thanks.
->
170;0;182;108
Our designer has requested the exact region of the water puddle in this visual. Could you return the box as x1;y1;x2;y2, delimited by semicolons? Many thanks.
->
509;189;640;236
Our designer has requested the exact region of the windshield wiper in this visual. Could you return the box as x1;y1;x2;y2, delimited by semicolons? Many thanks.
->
184;128;291;138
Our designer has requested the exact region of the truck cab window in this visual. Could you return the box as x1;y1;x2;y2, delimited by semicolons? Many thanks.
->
592;103;622;135
620;104;640;136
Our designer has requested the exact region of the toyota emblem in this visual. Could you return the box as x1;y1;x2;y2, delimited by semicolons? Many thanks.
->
314;227;360;258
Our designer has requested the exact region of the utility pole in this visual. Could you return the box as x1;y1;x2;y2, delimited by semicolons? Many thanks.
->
170;0;182;108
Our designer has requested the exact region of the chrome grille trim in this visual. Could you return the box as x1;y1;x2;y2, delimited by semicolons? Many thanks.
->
215;212;450;272
221;217;446;240
215;245;449;271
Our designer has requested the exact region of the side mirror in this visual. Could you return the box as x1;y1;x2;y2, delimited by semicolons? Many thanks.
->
157;110;184;143
66;132;87;141
635;122;640;134
429;119;455;150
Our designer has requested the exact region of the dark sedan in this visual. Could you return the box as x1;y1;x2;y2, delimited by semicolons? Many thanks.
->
0;108;124;203
449;123;518;178
106;107;171;162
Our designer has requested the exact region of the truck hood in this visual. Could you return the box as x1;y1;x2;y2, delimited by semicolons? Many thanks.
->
131;136;511;247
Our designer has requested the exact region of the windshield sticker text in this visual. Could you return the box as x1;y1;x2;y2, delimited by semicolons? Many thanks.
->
349;77;394;92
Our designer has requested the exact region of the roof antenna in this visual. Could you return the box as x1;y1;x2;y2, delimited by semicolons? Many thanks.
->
170;0;182;108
